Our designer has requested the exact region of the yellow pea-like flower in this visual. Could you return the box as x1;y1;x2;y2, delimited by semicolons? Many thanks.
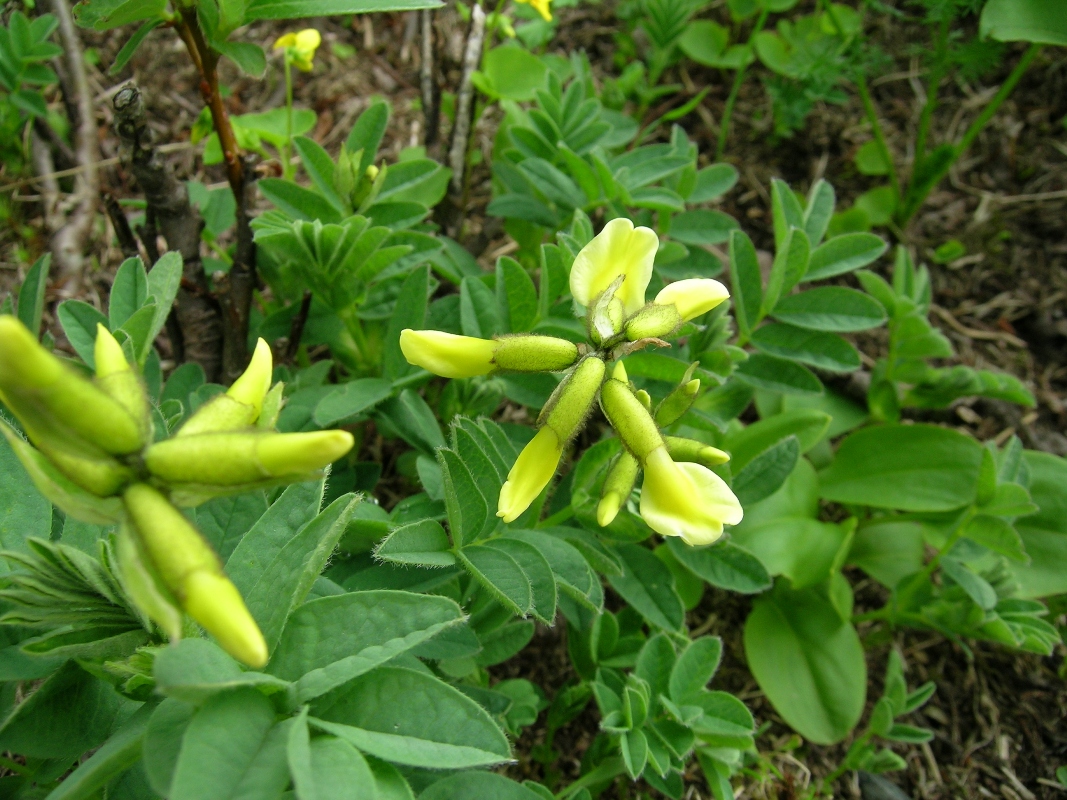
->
639;445;742;546
654;278;730;322
569;218;659;315
273;28;322;72
516;0;553;21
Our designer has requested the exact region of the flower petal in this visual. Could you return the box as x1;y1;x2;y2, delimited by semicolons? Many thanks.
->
498;427;562;522
569;218;658;315
399;329;496;378
654;278;730;322
639;446;742;546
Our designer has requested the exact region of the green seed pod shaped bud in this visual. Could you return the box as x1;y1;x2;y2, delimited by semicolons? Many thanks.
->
145;430;355;487
664;436;730;468
597;450;639;527
0;316;144;455
178;338;274;437
655;378;701;427
122;483;268;667
542;356;606;442
493;335;580;373
94;325;151;443
115;522;184;640
256;382;285;430
624;303;682;341
600;377;663;462
636;389;652;413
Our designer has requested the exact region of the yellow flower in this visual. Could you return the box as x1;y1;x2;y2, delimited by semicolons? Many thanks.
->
516;0;553;21
570;218;659;316
498;427;562;523
654;278;730;322
273;28;322;72
639;445;742;546
400;330;497;379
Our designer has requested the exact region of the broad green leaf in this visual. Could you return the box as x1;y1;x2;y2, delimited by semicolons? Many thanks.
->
39;700;154;800
980;0;1067;45
311;667;511;768
964;514;1028;563
497;257;538;332
724;409;831;470
770;178;804;250
143;698;195;796
734;353;822;395
376;520;456;567
270;590;464;702
420;772;545;800
475;620;535;667
669;637;723;705
1012;451;1067;597
57;299;108;368
819;424;983;512
846;520;924;588
375;390;445;455
771;287;887;331
762;227;809;313
384;266;430;381
439;448;489;547
16;253;49;337
666;538;771;594
110;19;161;74
293;136;344;212
0;661;132;760
688;164;739;203
751;324;860;372
72;0;166;30
479;46;548;101
313;379;394;428
804;233;887;281
670;210;738;246
728;230;762;339
169;688;282;800
259;179;343;224
732;436;800;506
481;537;557;622
345;100;390;172
803;180;835;246
732;517;855;589
0;422;53;559
459;543;532;615
154;639;289;704
296;735;377;800
744;582;866;744
145;252;183;352
506;529;602;611
460;276;502;339
607;543;685;632
193;491;269;562
941;558;997;610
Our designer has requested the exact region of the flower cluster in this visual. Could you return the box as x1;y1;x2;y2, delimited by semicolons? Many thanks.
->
0;317;353;666
401;218;743;546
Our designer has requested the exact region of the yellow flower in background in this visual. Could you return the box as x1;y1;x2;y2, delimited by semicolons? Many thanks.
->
570;218;658;315
654;278;730;322
639;445;743;546
516;0;553;22
273;28;322;72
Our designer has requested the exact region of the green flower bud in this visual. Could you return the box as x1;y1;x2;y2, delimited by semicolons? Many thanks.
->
145;430;355;486
624;303;682;341
597;450;639;527
654;377;701;427
115;522;184;640
542;356;606;441
664;436;730;468
0;315;144;455
636;389;652;413
493;335;580;373
600;377;663;462
256;382;285;430
122;483;267;667
587;276;625;345
178;338;274;437
94;325;151;444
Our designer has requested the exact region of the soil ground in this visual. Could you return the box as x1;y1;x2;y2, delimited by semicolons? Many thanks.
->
1;1;1065;797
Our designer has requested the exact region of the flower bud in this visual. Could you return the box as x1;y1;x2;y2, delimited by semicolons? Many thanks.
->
94;325;150;443
400;330;496;378
588;277;625;345
145;430;354;487
497;427;562;523
653;279;730;322
123;483;267;667
600;378;663;462
178;338;273;437
624;303;682;341
0;315;144;455
664;436;730;468
640;446;742;546
542;356;606;441
115;522;184;640
654;377;701;427
494;335;579;372
636;389;652;413
597;450;639;527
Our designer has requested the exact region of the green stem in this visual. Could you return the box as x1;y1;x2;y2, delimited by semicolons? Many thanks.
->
555;757;625;799
336;306;374;374
716;7;768;161
897;42;1040;224
538;503;574;528
893;506;976;615
912;16;950;173
283;56;294;180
